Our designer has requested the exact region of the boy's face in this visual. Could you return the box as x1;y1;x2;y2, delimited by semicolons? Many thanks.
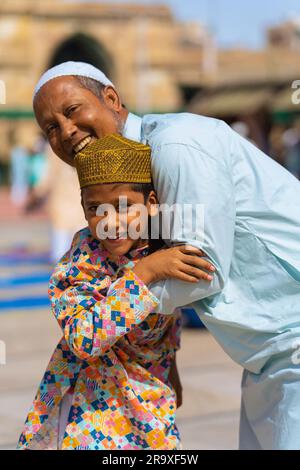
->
81;183;157;259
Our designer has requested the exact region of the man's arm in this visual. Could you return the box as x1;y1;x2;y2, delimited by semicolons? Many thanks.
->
149;121;236;314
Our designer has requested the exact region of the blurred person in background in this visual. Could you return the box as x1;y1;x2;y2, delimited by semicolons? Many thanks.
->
10;135;29;208
24;138;86;263
36;145;86;263
25;135;48;213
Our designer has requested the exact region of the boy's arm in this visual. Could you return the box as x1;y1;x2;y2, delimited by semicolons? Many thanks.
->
49;253;159;361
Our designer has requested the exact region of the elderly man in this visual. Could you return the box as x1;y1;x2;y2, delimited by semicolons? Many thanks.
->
33;62;300;450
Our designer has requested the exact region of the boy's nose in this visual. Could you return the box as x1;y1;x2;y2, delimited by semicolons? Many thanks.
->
116;213;129;236
104;212;121;238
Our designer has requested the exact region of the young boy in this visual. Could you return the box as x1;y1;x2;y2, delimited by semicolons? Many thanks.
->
17;134;214;450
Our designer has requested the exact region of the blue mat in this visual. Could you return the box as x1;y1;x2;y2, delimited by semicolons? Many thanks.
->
0;272;50;288
0;254;50;266
0;296;49;311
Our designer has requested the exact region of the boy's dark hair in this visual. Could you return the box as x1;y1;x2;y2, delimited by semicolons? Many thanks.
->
130;183;153;202
80;182;153;206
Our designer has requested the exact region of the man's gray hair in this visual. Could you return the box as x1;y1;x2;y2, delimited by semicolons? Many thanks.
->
75;76;105;101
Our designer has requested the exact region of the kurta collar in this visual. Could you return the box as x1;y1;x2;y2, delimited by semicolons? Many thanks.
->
103;243;149;271
123;112;142;143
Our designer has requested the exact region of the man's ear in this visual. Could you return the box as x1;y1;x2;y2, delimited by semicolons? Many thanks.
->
101;86;123;112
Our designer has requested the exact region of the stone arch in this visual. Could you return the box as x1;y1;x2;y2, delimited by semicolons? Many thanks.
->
47;32;114;81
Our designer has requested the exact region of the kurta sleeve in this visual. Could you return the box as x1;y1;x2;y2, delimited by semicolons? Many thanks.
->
48;237;159;361
148;120;236;314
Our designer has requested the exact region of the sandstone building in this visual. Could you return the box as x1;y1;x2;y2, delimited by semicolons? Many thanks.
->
0;0;210;158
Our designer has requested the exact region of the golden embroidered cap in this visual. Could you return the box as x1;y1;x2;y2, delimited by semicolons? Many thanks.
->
74;134;152;188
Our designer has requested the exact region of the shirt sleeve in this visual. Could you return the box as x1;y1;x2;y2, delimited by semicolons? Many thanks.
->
48;254;159;361
148;121;236;314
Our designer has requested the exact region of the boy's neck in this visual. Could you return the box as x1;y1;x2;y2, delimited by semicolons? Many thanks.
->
107;239;149;263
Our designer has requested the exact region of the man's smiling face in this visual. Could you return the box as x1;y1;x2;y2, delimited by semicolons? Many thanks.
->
33;76;125;165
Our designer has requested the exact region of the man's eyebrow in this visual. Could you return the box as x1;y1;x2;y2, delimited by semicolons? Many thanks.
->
63;101;81;112
37;100;80;127
38;114;54;128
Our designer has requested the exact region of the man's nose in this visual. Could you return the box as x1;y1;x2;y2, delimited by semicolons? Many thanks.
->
61;119;77;143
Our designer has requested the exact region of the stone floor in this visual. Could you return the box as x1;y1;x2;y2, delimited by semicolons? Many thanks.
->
0;310;242;450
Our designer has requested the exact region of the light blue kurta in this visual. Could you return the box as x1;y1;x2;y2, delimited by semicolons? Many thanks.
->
123;112;300;449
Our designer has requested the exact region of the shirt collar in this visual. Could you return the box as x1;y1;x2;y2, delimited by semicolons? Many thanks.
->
123;112;142;142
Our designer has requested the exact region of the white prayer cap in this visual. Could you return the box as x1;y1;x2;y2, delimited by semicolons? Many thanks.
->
33;61;115;99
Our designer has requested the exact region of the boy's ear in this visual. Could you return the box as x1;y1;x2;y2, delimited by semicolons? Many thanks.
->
148;190;158;204
147;190;159;216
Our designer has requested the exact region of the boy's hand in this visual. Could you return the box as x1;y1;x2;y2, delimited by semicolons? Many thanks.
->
132;244;215;285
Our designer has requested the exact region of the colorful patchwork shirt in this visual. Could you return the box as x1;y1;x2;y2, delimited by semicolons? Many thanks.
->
17;227;181;450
